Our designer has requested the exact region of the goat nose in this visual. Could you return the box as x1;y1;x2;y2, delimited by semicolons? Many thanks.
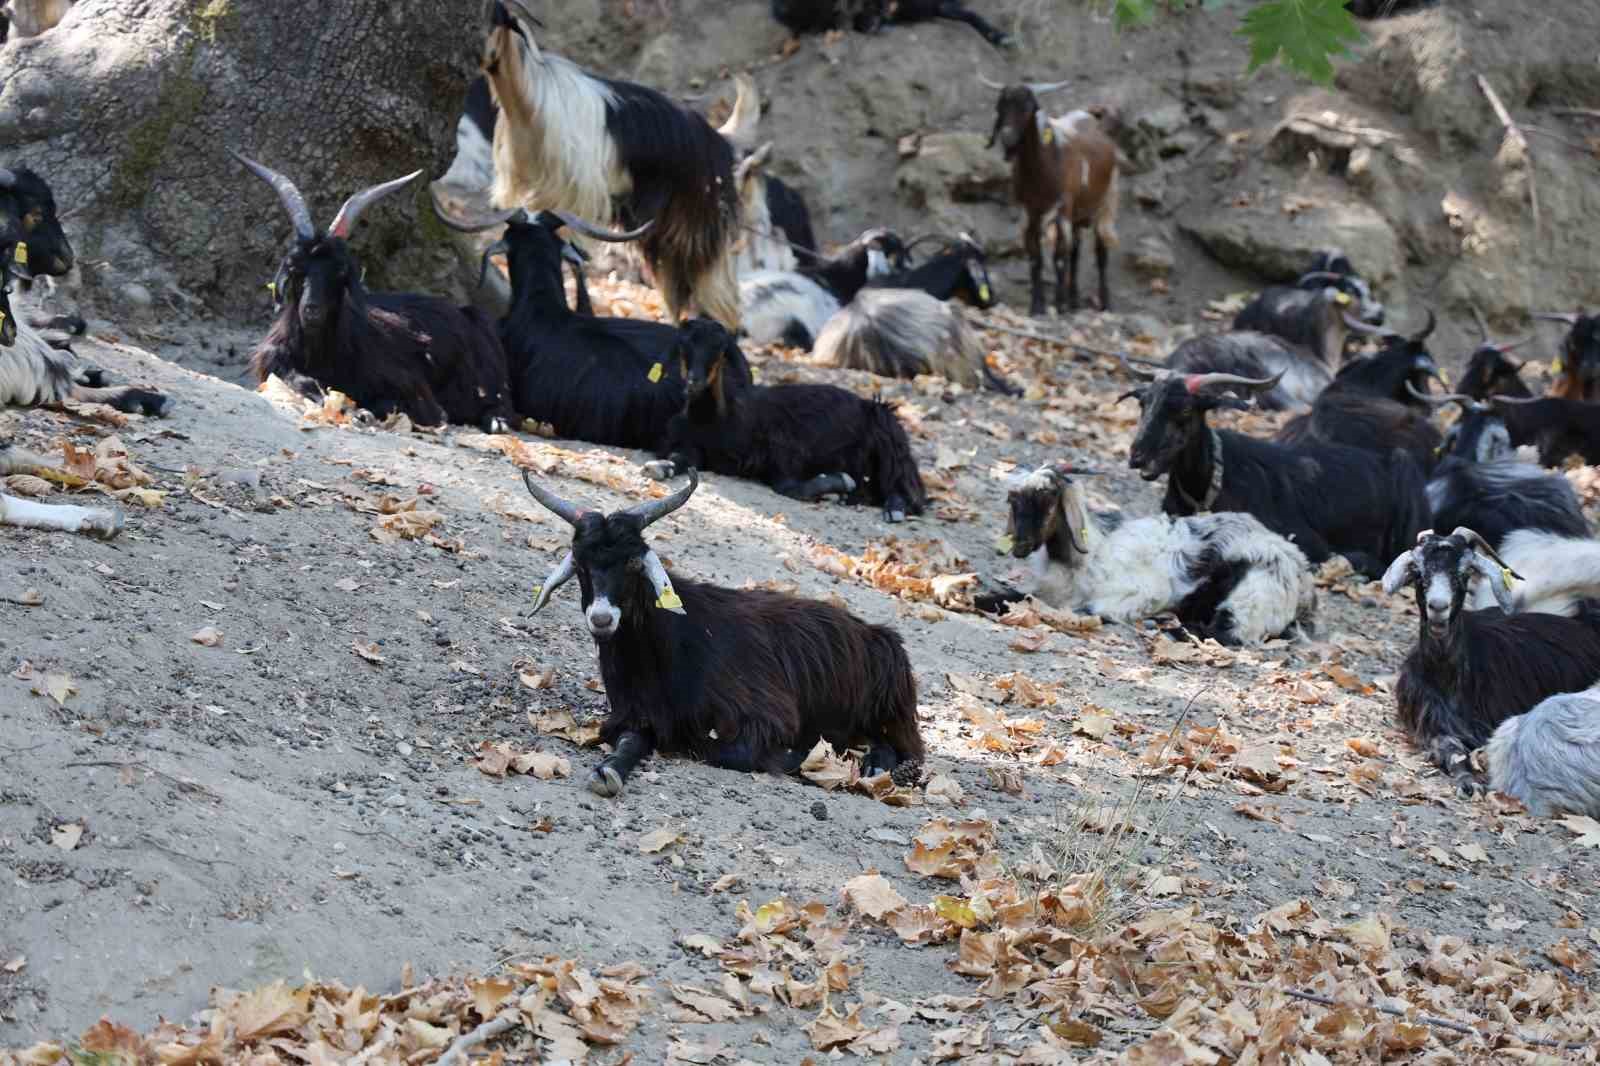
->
589;608;615;629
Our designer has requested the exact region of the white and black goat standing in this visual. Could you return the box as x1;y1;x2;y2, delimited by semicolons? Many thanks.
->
523;469;925;797
239;155;517;432
1383;528;1600;793
981;462;1316;644
481;1;741;329
1487;685;1600;818
1122;366;1430;579
0;167;171;416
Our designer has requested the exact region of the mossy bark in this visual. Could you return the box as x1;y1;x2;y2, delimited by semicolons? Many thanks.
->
0;0;482;315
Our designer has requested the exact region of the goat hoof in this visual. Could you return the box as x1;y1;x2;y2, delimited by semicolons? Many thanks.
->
82;509;125;540
884;508;906;524
642;460;675;481
1456;776;1486;799
587;765;624;798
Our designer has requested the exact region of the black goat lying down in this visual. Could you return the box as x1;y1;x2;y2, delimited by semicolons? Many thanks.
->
1534;310;1600;403
740;228;906;350
1488;394;1600;468
646;318;927;522
869;233;998;310
1275;318;1443;473
0;167;171;416
1488;685;1600;818
1231;282;1359;366
1123;367;1430;579
1383;528;1600;793
433;200;750;451
523;470;925;797
1163;331;1329;411
812;288;1019;394
980;462;1316;644
771;0;1011;47
239;155;516;432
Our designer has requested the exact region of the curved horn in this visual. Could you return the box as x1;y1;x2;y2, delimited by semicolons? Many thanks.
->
977;69;1006;90
328;170;423;240
1405;381;1474;408
504;0;544;27
1296;270;1346;285
522;469;590;527
1342;311;1394;337
1184;369;1285;394
717;73;762;154
1492;337;1534;356
549;210;653;243
1117;353;1160;382
1451;526;1522;580
1025;79;1072;94
1532;312;1583;326
1409;308;1437;343
529;552;576;614
1489;393;1544;407
477;239;511;291
618;468;699;528
430;184;522;233
233;151;316;241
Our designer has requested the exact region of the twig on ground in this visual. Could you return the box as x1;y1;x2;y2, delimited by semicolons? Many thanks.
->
1551;108;1600;122
64;759;223;802
437;1014;519;1066
1273;986;1590;1051
1476;74;1541;237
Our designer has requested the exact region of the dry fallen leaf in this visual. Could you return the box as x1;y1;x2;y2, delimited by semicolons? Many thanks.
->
1560;814;1600;848
51;822;84;851
42;673;77;707
842;872;908;920
190;626;223;648
640;827;683;854
351;642;386;665
1;955;23;974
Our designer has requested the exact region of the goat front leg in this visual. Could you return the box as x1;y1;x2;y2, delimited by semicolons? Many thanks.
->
1427;734;1486;797
1025;215;1046;317
1095;229;1111;311
1058;218;1080;314
0;492;123;539
588;730;654;798
772;472;857;502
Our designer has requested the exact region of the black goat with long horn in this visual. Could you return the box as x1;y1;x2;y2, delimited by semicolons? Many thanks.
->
524;469;925;797
239;154;517;432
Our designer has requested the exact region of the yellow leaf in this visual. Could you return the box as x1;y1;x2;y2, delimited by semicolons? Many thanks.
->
932;895;979;929
44;673;76;707
1560;814;1600;848
225;979;312;1041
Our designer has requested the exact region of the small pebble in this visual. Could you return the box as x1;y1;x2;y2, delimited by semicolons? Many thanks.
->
810;801;828;821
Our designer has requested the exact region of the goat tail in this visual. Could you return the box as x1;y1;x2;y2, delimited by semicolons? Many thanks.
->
1094;167;1120;248
1382;449;1431;563
862;623;925;762
1496;531;1600;617
867;398;927;516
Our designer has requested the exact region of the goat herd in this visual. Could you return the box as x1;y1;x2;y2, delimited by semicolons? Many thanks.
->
3;0;1600;822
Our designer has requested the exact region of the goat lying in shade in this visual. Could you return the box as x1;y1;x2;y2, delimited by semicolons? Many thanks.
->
979;462;1316;644
1383;528;1600;793
869;233;998;309
1488;685;1600;818
523;470;925;797
739;228;906;350
812;288;1019;394
240;156;516;432
645;318;927;522
1163;332;1329;412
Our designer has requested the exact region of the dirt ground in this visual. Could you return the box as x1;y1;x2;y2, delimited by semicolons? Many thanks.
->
5;1;1600;1062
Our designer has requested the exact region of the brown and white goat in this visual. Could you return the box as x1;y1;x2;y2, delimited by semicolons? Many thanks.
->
982;76;1118;316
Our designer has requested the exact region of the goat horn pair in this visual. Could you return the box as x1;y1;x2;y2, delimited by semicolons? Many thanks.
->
523;468;700;530
1184;369;1285;394
1447;526;1523;580
1533;311;1583;326
234;152;317;242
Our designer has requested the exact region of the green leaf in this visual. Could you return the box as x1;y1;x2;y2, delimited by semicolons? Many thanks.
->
1236;0;1364;84
1112;0;1156;27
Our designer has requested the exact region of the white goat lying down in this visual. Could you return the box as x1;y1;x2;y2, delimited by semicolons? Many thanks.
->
1467;528;1600;617
982;462;1316;645
1488;685;1600;818
0;441;121;539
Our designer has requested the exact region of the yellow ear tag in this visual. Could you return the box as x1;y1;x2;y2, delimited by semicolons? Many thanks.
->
1553;358;1565;374
1439;369;1451;385
647;362;664;383
994;533;1014;554
0;310;7;330
1334;291;1351;306
1502;568;1515;590
1041;127;1054;146
13;243;26;266
978;283;991;301
656;587;683;611
1080;527;1088;542
266;280;277;297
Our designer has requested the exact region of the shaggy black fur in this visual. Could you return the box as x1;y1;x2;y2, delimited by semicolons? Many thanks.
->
656;318;927;522
1163;331;1325;412
498;214;750;450
765;175;817;257
1489;396;1600;468
1550;314;1600;404
770;0;1010;46
1388;531;1600;792
871;238;998;309
796;228;907;304
1126;376;1429;578
1275;338;1443;472
1232;285;1348;364
1427;458;1589;550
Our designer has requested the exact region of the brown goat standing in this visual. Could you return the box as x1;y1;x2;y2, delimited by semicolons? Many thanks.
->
982;77;1118;317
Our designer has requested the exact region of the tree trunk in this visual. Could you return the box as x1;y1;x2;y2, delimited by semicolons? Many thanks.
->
0;0;483;319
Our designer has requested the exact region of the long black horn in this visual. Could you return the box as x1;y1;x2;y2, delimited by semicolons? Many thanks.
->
549;210;653;243
1409;309;1437;343
328;170;424;239
522;469;590;527
233;151;316;241
430;184;522;233
618;468;699;528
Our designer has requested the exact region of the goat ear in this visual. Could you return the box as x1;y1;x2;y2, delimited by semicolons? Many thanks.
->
1381;550;1418;596
1472;553;1517;613
1059;479;1093;556
529;551;577;614
641;550;686;614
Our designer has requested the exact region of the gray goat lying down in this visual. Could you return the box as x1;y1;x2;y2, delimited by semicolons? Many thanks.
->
979;462;1316;645
0;441;121;539
1488;686;1600;818
812;288;1019;394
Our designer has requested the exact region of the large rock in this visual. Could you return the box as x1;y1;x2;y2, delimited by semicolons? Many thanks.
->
1178;197;1403;284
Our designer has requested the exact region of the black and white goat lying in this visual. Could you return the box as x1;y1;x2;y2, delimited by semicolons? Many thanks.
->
1123;366;1430;579
869;233;998;309
240;156;516;432
646;318;926;522
1383;528;1600;793
1163;332;1329;411
739;228;905;349
523;470;925;797
1487;685;1600;818
812;287;1018;394
981;462;1315;644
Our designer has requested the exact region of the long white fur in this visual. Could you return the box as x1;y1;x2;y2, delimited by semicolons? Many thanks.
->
0;296;76;407
1487;685;1600;817
734;149;796;274
1470;529;1600;617
812;288;986;388
739;270;839;348
1009;469;1315;644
